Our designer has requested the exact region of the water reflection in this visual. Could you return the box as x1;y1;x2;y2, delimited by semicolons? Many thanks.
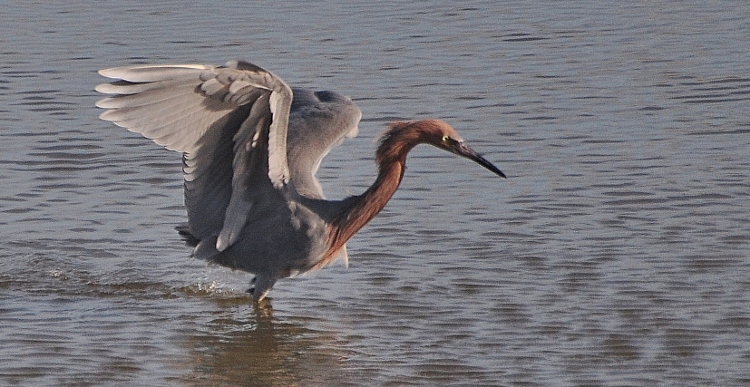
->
180;298;357;387
1;245;357;386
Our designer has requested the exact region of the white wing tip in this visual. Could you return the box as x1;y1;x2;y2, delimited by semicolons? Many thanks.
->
97;64;213;81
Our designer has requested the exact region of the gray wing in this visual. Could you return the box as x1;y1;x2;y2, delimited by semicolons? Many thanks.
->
287;88;362;199
285;89;362;268
95;60;293;253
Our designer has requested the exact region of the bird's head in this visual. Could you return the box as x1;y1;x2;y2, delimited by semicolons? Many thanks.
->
422;120;506;178
380;119;506;178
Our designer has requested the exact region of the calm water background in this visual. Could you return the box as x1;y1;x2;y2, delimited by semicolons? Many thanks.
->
1;1;749;385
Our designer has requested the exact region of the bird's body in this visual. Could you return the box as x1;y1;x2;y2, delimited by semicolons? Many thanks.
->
96;60;505;301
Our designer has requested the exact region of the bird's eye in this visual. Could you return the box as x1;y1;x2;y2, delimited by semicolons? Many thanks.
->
442;135;450;143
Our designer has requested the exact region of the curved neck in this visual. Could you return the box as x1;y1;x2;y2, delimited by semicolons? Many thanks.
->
330;158;405;248
322;124;424;263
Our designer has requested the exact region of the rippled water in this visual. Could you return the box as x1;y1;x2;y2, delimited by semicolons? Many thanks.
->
2;1;749;385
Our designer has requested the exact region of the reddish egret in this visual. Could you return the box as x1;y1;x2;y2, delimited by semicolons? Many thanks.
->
96;60;505;301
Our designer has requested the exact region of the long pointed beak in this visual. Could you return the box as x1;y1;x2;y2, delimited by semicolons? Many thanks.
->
451;142;506;178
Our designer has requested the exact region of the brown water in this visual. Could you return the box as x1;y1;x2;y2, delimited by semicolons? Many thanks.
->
1;1;749;385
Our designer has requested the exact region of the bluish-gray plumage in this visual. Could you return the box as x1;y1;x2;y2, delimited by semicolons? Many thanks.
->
96;60;505;302
96;60;361;300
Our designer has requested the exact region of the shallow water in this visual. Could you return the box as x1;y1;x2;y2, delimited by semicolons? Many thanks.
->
1;1;749;385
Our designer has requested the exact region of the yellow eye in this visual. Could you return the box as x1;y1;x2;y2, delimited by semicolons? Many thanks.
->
442;135;450;143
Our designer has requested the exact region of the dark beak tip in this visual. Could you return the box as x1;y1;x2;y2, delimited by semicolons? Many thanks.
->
453;142;505;179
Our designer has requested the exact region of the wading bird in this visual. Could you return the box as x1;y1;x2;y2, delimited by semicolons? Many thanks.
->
96;60;505;301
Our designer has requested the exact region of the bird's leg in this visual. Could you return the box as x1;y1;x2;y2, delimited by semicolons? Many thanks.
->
247;275;276;302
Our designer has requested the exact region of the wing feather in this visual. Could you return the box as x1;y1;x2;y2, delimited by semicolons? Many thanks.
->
286;88;362;198
96;60;294;253
216;92;272;251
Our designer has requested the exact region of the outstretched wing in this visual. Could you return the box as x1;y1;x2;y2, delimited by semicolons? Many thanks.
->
287;88;362;199
95;60;293;255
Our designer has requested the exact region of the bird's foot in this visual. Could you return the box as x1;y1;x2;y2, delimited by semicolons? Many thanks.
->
247;277;273;315
254;297;273;317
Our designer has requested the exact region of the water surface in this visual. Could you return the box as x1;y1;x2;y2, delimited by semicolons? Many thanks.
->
1;1;749;385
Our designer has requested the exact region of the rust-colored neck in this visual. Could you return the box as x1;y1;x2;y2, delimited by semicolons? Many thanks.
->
318;122;430;267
